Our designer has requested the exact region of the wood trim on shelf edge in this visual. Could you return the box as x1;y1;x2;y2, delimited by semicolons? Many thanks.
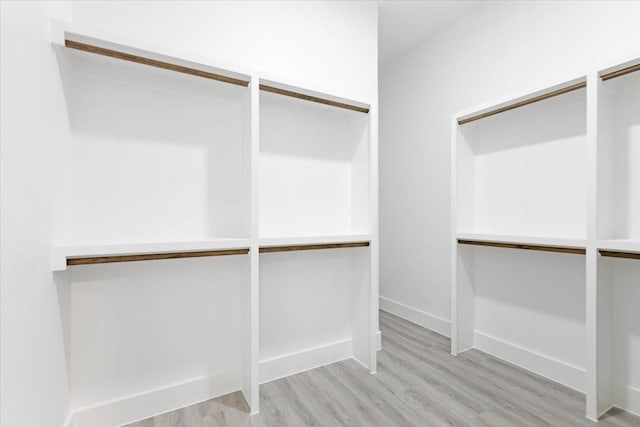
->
457;239;586;255
66;248;250;266
599;250;640;260
457;81;586;125
601;63;640;81
259;241;370;253
259;84;369;114
65;40;250;87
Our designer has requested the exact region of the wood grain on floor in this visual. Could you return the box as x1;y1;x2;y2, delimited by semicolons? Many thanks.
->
126;311;640;427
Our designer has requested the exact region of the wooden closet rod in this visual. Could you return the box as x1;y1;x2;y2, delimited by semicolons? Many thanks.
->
457;81;586;125
65;40;250;87
601;63;640;81
599;250;640;260
259;84;369;114
458;239;586;255
67;248;250;266
259;241;370;254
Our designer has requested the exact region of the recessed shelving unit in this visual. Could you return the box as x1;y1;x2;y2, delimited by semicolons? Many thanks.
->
53;25;257;427
51;22;378;427
452;61;640;422
257;81;376;384
589;58;640;420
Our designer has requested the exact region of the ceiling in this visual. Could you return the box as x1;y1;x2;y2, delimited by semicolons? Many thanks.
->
379;1;479;65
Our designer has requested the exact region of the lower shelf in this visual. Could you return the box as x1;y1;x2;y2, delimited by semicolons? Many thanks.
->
259;233;371;253
456;232;586;255
458;239;586;255
52;238;251;271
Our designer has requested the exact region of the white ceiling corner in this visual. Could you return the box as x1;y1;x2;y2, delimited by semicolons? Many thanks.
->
378;0;480;65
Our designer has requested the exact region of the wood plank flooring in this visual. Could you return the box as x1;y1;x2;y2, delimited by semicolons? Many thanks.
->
126;311;640;426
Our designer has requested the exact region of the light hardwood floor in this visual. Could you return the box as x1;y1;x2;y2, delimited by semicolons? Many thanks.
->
127;311;640;426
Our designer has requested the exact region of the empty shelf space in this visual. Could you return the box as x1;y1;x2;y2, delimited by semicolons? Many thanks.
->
52;239;251;270
456;233;586;255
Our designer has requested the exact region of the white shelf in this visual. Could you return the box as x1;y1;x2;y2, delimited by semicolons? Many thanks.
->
456;232;586;250
597;239;640;254
52;238;251;271
259;233;370;247
52;19;251;85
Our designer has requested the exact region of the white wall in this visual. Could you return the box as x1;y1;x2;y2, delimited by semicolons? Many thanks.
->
71;1;377;103
379;0;640;328
1;3;74;427
1;2;377;426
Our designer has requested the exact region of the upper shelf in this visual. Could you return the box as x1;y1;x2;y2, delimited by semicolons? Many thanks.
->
259;79;370;114
455;77;586;125
52;20;250;87
52;238;251;271
600;59;640;81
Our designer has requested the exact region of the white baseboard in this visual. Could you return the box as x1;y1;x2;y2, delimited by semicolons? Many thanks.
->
69;370;240;427
473;330;586;393
379;296;451;337
377;330;382;351
260;338;353;384
614;383;640;417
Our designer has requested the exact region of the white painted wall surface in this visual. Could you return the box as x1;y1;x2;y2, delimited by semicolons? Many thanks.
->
379;0;640;328
1;3;74;427
71;1;377;103
1;2;377;426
